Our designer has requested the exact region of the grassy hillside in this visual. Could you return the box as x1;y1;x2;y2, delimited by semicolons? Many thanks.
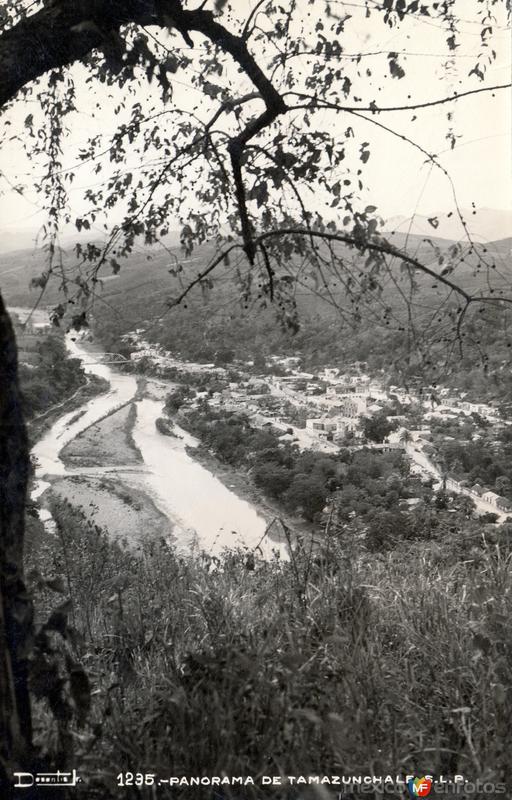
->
26;498;512;798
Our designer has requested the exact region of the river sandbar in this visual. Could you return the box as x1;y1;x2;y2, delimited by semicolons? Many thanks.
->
60;402;142;467
49;474;173;546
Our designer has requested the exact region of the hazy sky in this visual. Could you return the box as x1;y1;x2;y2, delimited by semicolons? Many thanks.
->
0;0;510;245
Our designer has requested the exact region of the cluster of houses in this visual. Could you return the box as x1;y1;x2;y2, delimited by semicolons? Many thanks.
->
444;477;512;514
125;336;414;446
124;334;507;477
427;387;499;420
269;373;388;443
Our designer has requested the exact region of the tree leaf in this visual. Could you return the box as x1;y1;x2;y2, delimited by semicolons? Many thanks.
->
203;81;223;99
387;52;405;79
45;577;66;594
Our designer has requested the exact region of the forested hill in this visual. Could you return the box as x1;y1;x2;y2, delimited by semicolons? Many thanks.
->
1;229;511;398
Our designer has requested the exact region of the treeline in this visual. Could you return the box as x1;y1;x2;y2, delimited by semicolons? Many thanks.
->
19;332;86;419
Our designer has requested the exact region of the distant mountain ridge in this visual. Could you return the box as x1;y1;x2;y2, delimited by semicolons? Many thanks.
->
384;207;512;244
0;228;183;256
1;208;510;256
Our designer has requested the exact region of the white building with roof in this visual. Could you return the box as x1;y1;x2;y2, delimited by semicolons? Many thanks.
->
482;491;501;507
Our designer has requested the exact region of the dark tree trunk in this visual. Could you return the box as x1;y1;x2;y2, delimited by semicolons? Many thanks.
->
0;5;285;796
0;294;33;797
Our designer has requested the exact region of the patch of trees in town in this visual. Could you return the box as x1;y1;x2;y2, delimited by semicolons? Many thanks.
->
436;424;512;501
362;411;399;444
179;406;408;525
181;407;340;521
164;385;196;414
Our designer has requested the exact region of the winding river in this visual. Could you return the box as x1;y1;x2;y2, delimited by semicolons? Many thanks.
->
26;317;286;558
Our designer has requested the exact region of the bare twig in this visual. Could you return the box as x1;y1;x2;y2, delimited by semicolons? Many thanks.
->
285;82;511;114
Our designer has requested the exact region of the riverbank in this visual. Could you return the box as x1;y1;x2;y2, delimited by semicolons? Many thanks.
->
184;441;315;546
28;373;110;443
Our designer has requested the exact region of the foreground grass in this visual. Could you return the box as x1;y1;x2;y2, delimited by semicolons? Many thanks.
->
25;503;512;798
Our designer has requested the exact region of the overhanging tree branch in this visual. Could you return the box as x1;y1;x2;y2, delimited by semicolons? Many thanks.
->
169;228;477;308
0;0;289;271
0;1;149;109
227;94;287;265
0;0;284;111
168;227;512;321
339;108;493;270
285;83;511;114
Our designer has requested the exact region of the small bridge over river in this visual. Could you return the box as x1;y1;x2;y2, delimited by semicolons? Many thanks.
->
80;352;130;366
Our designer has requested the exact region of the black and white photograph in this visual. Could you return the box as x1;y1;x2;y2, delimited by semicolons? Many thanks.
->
0;1;511;798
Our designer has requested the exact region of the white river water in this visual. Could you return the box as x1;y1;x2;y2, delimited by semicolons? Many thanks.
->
28;324;286;558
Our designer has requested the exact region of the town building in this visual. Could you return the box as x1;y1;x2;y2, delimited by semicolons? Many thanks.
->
342;396;369;418
482;490;501;507
323;368;340;380
306;418;338;434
